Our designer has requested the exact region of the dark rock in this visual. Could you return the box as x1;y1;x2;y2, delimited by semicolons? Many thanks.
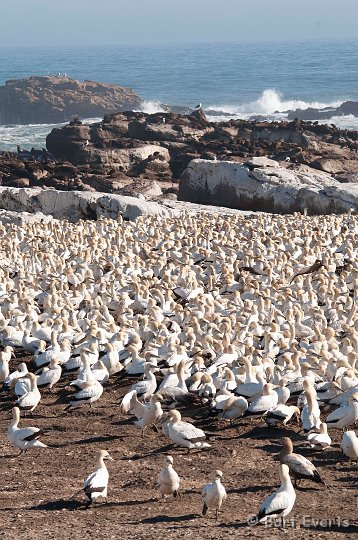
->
0;76;142;124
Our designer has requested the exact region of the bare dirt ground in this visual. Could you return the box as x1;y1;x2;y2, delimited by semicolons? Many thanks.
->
0;356;357;540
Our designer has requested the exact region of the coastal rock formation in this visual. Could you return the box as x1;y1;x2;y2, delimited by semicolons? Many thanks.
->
179;157;358;214
0;76;141;124
287;100;358;121
2;112;358;210
0;186;257;222
46;112;358;184
0;187;173;221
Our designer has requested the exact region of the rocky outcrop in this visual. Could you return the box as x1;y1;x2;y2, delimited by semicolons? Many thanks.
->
0;186;177;221
0;76;141;124
2;113;358;205
0;186;257;222
46;112;358;184
179;157;358;214
287;100;358;121
0;209;53;225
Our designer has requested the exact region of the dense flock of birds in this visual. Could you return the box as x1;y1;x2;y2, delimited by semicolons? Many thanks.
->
0;209;357;523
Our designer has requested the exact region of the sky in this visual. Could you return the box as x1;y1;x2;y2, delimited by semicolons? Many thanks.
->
1;0;358;47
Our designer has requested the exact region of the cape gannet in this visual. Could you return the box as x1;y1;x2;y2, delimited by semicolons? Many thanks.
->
157;455;180;498
340;430;358;461
162;410;211;451
82;450;114;507
253;463;296;523
279;437;325;487
202;470;227;521
7;406;47;455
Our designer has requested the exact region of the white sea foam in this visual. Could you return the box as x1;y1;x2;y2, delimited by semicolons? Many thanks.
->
138;101;165;114
319;114;358;131
207;89;344;118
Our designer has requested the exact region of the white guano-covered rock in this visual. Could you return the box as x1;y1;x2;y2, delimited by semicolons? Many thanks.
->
0;187;173;221
178;158;358;214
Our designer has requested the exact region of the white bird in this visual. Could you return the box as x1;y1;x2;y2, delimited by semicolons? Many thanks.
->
340;430;358;461
16;373;41;412
254;463;296;523
0;350;10;382
36;358;62;389
202;470;227;521
4;362;28;388
66;380;104;410
301;385;321;432
120;363;159;413
157;455;180;498
162;410;211;450
82;450;114;507
306;423;332;450
245;383;278;418
21;330;41;353
218;396;248;422
7;406;47;455
326;393;358;430
265;405;300;426
91;360;109;384
129;393;163;436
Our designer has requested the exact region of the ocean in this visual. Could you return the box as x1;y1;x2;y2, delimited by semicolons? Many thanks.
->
0;40;358;151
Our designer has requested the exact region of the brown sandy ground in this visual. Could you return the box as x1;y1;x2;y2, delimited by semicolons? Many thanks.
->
0;357;357;540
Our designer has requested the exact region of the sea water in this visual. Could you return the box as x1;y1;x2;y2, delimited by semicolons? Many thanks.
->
0;40;357;150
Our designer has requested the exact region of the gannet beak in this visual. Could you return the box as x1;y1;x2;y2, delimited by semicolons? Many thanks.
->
107;456;115;461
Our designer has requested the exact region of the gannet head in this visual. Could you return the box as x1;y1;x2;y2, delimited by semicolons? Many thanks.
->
281;436;294;454
97;449;114;461
164;455;174;465
168;410;181;423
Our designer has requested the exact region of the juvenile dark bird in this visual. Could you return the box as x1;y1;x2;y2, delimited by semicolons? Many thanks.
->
279;437;325;487
289;260;324;283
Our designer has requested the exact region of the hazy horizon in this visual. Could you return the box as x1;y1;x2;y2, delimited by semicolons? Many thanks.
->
1;0;358;47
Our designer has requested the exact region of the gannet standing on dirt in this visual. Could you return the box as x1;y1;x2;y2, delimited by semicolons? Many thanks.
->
82;450;114;507
66;379;104;410
306;423;332;450
129;393;163;436
326;393;358;430
120;363;159;414
7;406;47;455
340;430;358;461
279;437;325;487
16;373;41;412
202;470;227;521
157;455;181;498
0;347;13;382
36;358;62;389
253;463;296;523
162;410;211;451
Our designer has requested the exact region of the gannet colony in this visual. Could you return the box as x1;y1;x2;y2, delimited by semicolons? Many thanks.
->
0;208;357;535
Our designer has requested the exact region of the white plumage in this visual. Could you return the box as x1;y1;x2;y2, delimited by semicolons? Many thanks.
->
326;393;358;429
7;406;47;455
163;410;211;450
202;470;227;521
157;455;180;498
16;373;41;412
255;463;296;523
83;450;114;506
340;430;358;461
